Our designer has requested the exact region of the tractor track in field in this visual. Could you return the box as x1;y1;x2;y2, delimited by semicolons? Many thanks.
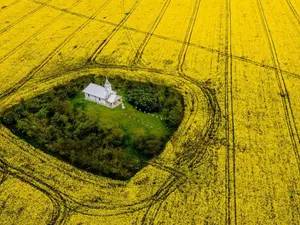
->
129;0;172;68
0;128;127;188
0;108;190;218
138;0;221;222
0;0;228;219
31;63;168;88
175;0;208;167
4;0;299;81
286;0;300;24
141;200;163;225
41;63;210;168
176;0;201;76
224;0;237;223
74;170;188;214
87;0;143;63
257;0;300;173
120;0;139;57
9;172;68;225
173;0;221;171
1;0;300;224
225;0;237;223
0;0;114;100
63;73;207;215
25;0;221;218
174;0;203;150
0;127;190;213
187;83;221;169
0;0;53;35
147;161;186;178
138;83;221;224
0;159;8;185
0;0;85;64
140;177;185;224
0;60;221;220
0;157;68;225
20;0;300;80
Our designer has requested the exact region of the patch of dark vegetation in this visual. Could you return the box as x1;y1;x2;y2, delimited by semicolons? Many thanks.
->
163;59;173;65
0;75;184;180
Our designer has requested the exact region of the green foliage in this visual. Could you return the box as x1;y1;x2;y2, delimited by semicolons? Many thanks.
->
126;83;160;112
124;81;184;127
2;110;20;125
1;75;184;180
133;131;166;157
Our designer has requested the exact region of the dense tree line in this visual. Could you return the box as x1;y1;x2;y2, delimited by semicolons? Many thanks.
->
125;82;184;128
1;75;184;180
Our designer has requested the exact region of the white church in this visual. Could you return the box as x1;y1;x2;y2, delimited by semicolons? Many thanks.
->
82;78;123;109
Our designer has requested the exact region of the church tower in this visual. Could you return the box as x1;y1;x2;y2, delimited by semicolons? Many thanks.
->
104;78;112;92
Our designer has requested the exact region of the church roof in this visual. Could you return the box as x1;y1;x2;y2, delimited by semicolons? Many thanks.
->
107;93;122;103
82;83;108;99
82;82;121;103
107;94;117;103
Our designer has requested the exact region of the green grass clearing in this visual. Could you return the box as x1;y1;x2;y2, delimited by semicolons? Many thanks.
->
71;92;172;160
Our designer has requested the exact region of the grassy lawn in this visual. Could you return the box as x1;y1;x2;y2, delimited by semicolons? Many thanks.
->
71;92;172;161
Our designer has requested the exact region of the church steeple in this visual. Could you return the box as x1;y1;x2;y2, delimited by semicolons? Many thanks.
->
104;77;112;92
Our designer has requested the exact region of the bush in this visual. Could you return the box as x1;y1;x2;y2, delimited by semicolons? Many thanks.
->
0;75;183;180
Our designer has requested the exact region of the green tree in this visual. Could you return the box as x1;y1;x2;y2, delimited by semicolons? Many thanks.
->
2;110;19;125
16;118;34;137
51;112;69;127
36;108;49;119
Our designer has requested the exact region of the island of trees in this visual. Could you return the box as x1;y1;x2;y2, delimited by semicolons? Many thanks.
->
1;75;184;180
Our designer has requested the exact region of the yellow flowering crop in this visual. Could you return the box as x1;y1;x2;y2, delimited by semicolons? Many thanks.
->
0;0;299;224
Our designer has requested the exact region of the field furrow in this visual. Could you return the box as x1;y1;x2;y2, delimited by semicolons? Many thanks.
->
0;0;82;60
95;0;169;67
0;0;123;99
132;0;195;72
0;176;55;225
229;0;300;223
258;0;300;76
0;0;299;224
183;0;227;87
232;63;300;224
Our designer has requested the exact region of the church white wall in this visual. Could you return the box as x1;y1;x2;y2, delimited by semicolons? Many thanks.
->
84;92;122;109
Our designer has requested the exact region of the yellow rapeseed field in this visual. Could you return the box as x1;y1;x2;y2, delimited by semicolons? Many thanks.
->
0;0;299;224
